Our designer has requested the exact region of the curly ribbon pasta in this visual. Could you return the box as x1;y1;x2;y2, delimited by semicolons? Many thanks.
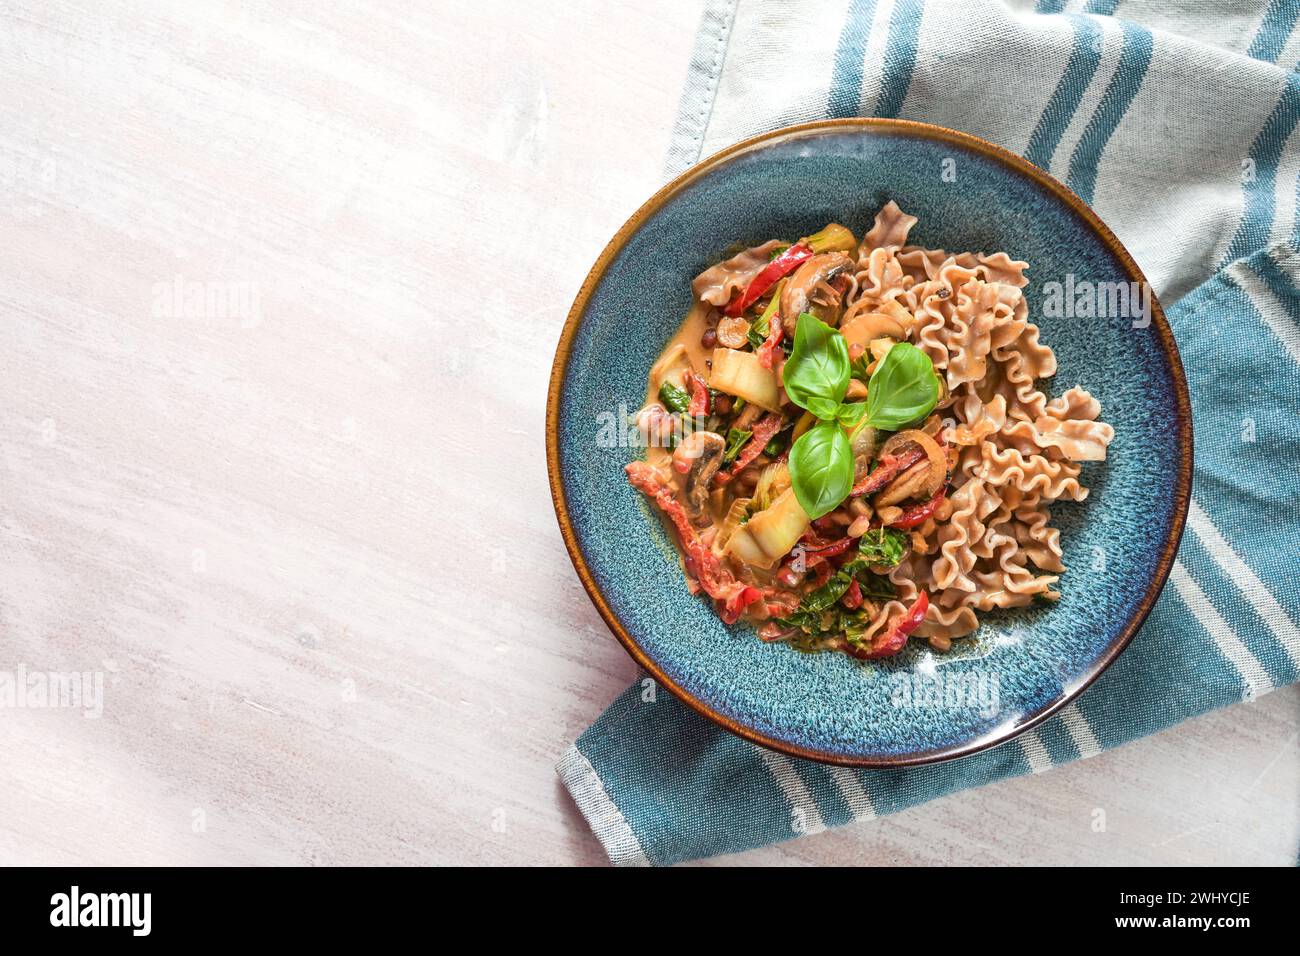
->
850;202;1114;641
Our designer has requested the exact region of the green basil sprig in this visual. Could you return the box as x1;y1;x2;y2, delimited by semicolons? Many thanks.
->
783;314;940;520
863;342;940;430
783;313;850;419
723;427;752;464
658;380;691;415
787;420;854;519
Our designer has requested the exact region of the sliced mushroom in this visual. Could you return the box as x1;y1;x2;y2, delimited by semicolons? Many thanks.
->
840;311;905;353
870;338;897;363
674;430;726;518
805;274;853;326
780;252;855;334
874;459;934;507
877;297;917;331
849;422;878;482
874;430;946;507
733;401;763;431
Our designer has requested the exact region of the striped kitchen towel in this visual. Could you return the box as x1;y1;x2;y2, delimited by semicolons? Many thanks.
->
559;0;1300;865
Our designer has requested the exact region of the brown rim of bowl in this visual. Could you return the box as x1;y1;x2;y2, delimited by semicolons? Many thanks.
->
545;117;1193;768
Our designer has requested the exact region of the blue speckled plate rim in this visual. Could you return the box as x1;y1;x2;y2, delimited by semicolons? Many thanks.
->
546;118;1193;768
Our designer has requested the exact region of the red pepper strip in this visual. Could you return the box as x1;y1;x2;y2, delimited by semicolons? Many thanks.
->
684;369;710;417
849;446;925;497
849;591;930;660
722;241;813;317
841;578;863;610
756;319;785;370
889;485;946;530
721;585;764;624
715;413;784;485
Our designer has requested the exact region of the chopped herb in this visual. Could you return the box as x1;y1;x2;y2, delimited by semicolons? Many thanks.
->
658;381;691;414
800;570;855;613
778;556;898;639
785;554;895;623
747;279;786;349
723;427;753;464
855;573;897;601
777;603;872;642
857;527;909;568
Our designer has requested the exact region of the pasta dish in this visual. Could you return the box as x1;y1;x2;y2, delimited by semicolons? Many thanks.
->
626;201;1114;660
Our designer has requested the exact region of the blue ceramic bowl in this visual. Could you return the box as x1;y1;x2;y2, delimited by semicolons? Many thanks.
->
547;119;1191;766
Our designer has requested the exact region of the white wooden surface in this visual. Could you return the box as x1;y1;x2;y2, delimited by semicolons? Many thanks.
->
0;0;1295;866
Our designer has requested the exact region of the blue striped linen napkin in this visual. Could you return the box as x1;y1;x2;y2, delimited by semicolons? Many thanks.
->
558;0;1300;866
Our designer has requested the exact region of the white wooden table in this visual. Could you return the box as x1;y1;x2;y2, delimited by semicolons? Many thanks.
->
0;0;1295;866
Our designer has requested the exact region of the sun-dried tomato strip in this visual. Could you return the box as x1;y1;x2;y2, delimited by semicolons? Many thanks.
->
720;585;763;624
840;578;863;610
625;462;761;621
715;413;784;485
850;446;926;497
888;485;946;529
683;369;710;417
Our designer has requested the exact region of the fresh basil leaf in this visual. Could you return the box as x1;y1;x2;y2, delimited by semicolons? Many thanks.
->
836;402;868;427
658;380;691;414
784;313;850;416
799;570;854;613
806;395;840;421
857;527;908;568
789;556;897;623
837;556;899;598
855;573;897;601
723;427;752;464
788;420;854;519
838;557;867;577
865;341;940;430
